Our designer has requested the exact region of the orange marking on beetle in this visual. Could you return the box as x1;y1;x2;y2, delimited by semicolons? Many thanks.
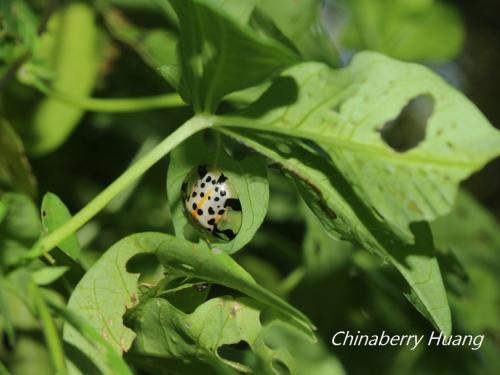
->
191;188;214;218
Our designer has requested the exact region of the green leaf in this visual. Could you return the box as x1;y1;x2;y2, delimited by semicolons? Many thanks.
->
0;193;40;267
50;302;134;375
218;52;500;239
65;233;314;374
167;133;269;254
32;266;69;286
337;0;464;62
152;234;314;338
0;119;37;198
128;296;324;374
1;0;38;51
63;234;143;375
104;8;180;89
41;192;81;261
432;191;500;334
168;0;298;112
21;3;104;155
215;130;451;333
256;0;340;66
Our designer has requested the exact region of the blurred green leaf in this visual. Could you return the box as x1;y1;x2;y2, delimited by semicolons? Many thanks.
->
337;0;464;62
41;193;81;261
0;193;40;267
20;3;104;155
28;282;67;374
32;266;69;286
433;192;500;333
256;0;340;66
104;8;180;89
0;119;37;198
168;0;298;112
167;133;269;254
1;0;38;52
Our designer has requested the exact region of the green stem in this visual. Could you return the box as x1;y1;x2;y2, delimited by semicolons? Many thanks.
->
25;115;213;261
30;282;67;375
31;77;185;112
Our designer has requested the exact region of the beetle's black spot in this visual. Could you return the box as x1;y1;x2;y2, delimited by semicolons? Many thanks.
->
208;218;215;225
213;223;236;240
218;209;225;215
215;187;219;192
206;176;212;183
201;183;205;188
220;190;226;197
197;165;208;178
217;174;228;184
215;197;220;201
208;196;211;200
212;180;216;185
224;198;241;211
192;192;197;198
192;203;197;210
197;209;203;215
208;207;215;215
200;192;205;198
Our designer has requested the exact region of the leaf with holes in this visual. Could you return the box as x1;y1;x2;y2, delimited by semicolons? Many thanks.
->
217;52;500;239
217;129;451;333
168;0;298;112
167;133;269;254
63;234;145;375
127;296;330;374
65;232;314;374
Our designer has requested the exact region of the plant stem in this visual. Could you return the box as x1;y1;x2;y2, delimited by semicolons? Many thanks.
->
30;282;68;375
31;77;185;112
25;115;213;261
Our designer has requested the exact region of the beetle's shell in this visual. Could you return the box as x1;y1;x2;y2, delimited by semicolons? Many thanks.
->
181;165;242;241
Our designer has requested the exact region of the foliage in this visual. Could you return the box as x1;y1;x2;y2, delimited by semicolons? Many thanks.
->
1;0;499;374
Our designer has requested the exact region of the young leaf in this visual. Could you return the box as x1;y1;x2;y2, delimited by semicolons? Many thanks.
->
217;52;500;239
32;266;69;286
0;119;37;198
217;130;451;334
41;193;81;261
168;0;298;112
21;3;104;155
167;133;269;254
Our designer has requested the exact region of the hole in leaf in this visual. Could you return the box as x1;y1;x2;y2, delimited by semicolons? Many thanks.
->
217;341;251;364
380;94;435;152
126;253;162;283
272;359;291;375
